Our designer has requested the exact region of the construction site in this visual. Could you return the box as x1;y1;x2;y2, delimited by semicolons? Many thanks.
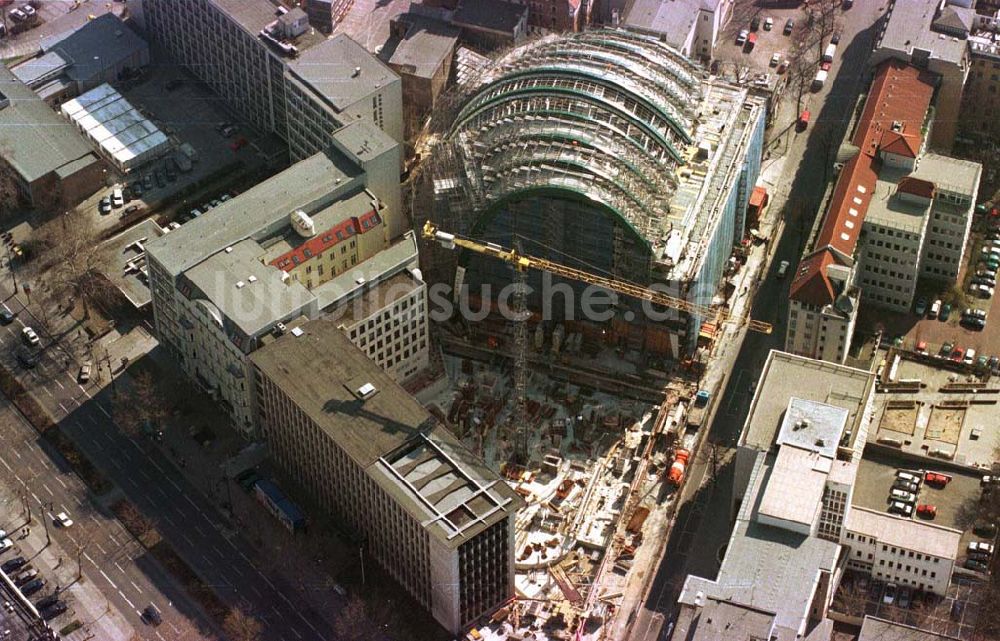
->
414;28;769;364
422;339;709;641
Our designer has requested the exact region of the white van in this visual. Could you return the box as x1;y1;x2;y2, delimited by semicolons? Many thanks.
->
812;69;828;90
111;187;124;208
822;43;837;63
929;299;942;319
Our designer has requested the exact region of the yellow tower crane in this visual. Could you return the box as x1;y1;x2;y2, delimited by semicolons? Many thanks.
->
422;221;774;336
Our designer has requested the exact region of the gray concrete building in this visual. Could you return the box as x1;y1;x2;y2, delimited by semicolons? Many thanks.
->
0;66;104;211
11;13;149;106
145;121;419;438
621;0;734;62
129;0;402;162
250;320;522;634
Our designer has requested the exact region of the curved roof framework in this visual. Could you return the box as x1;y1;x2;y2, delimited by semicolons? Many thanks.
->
444;29;702;245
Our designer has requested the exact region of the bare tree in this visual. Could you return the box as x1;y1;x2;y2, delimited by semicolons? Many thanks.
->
333;595;369;641
111;370;170;439
222;607;262;641
35;213;116;320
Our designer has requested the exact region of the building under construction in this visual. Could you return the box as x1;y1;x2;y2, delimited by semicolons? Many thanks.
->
420;29;767;360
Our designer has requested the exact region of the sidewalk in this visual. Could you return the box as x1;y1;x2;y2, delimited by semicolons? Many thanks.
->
0;480;131;641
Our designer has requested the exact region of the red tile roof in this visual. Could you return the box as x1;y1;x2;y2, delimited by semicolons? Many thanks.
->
270;210;381;271
788;250;837;308
897;176;935;199
879;130;920;158
789;61;936;307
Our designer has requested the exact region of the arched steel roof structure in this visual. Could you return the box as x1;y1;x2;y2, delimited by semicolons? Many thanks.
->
442;29;703;247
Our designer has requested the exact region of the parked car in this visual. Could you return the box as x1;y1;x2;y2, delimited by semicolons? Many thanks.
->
916;340;928;355
123;204;141;216
14;568;37;585
0;538;12;552
20;4;35;18
784;18;794;34
17;350;37;369
940;342;954;358
111;188;124;208
899;587;912;609
21;326;39;346
78;362;92;383
974;522;998;537
98;196;112;215
154;170;165;188
929;299;942;318
143;174;154;190
951;347;964;362
889;501;913;517
770;52;781;66
962;315;986;331
9;8;26;21
132;180;144;197
883;582;898;604
916;504;938;518
940;303;952;321
969;541;995;555
21;577;45;596
964;348;977;365
989;356;1000;372
0;304;14;325
897;471;922;484
55;512;73;528
736;29;748;45
3;556;27;572
925;472;952;486
915;297;927;315
965;558;989;573
40;601;67;620
750;15;760;30
35;594;60;610
890;488;917;502
777;59;789;73
764;17;774;30
831;31;841;45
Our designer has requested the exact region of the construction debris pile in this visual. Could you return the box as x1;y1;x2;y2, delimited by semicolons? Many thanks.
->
432;354;704;641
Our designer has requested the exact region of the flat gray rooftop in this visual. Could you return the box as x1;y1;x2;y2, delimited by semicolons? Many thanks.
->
775;398;849;459
212;0;280;34
315;231;419;311
912;153;981;198
185;239;314;339
383;14;459;80
741;351;875;454
0;66;98;183
679;450;841;640
146;147;364;278
288;34;399;112
622;0;701;49
878;0;966;65
251;319;521;546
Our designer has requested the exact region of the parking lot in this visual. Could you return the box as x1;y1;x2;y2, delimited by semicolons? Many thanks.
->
835;570;985;639
76;46;274;233
857;218;1000;369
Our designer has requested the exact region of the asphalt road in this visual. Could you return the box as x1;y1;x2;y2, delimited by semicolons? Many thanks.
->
0;394;205;641
634;2;891;637
0;294;337;641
